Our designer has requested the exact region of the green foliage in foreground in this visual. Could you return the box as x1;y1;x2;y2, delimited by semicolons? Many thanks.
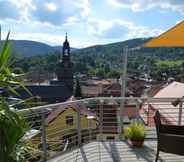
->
0;100;29;162
0;33;30;162
124;122;146;141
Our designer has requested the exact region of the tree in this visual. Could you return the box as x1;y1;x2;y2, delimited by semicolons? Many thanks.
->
107;69;121;78
74;77;82;99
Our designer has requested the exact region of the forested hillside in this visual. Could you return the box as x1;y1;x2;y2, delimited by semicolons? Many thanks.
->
9;38;184;82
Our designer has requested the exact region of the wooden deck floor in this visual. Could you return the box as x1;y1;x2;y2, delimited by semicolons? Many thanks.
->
48;140;184;162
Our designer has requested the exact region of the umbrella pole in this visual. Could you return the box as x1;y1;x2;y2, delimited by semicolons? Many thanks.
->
119;46;128;140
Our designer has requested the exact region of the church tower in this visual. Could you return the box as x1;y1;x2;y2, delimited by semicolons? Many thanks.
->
55;33;74;92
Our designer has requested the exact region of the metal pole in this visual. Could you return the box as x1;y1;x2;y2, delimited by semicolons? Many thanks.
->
99;100;103;141
41;112;47;162
77;104;81;146
89;119;92;141
147;98;150;126
178;98;183;125
87;115;95;141
135;99;140;121
119;46;128;140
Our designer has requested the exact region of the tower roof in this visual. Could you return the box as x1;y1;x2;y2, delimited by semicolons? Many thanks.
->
63;32;69;46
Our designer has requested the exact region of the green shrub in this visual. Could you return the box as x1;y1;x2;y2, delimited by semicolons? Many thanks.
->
0;33;31;162
124;122;146;141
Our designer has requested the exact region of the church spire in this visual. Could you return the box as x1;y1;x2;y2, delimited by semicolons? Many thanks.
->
65;32;68;41
55;33;73;92
64;32;69;44
62;32;70;61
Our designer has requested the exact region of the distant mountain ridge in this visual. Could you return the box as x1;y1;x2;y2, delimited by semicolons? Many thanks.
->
0;40;77;57
0;38;150;57
0;40;56;57
73;38;149;54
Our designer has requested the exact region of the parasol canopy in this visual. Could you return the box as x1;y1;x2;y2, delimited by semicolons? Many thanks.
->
144;20;184;48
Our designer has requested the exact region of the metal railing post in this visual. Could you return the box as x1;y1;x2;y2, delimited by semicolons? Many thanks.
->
41;111;47;162
99;100;103;141
147;98;150;126
77;104;81;146
89;120;91;141
135;99;140;121
119;98;124;140
178;98;183;125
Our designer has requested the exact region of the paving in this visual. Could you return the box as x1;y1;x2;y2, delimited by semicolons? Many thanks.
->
48;140;184;162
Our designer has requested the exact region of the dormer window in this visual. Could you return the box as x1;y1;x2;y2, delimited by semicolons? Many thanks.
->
66;116;73;125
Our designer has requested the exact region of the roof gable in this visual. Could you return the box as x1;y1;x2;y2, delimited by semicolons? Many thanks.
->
46;100;96;124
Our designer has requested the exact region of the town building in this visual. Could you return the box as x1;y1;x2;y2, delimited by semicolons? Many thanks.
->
31;97;98;150
140;81;184;126
81;77;150;98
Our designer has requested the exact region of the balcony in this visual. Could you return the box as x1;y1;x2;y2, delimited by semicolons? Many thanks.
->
19;97;184;162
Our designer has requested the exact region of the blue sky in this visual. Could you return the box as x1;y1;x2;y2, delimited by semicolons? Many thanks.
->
0;0;183;48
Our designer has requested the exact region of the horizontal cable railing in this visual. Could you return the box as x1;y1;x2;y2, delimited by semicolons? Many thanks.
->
18;97;184;161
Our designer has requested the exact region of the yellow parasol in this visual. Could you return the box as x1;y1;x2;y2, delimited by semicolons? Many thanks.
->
144;21;184;47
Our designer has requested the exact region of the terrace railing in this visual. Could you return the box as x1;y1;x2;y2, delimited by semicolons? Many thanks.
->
18;97;184;161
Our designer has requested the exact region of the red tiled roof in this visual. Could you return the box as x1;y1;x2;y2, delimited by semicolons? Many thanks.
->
104;83;121;91
82;86;101;96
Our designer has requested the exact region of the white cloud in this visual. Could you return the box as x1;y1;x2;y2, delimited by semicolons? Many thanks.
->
7;32;95;48
44;2;57;12
31;0;91;26
107;0;184;13
0;0;90;26
76;0;90;17
0;0;166;47
87;18;163;39
10;32;63;45
7;0;35;22
176;20;182;24
127;25;162;38
87;18;131;38
64;17;80;26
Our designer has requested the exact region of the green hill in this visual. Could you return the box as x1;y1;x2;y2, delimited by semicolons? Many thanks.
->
0;40;57;57
0;40;77;57
8;38;184;82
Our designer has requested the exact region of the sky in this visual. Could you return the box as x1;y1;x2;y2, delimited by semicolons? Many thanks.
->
0;0;183;48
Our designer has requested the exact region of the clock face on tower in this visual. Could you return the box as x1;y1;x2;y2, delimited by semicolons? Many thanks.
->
64;50;68;56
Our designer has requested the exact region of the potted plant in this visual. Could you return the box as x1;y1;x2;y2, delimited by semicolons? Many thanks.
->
124;122;146;147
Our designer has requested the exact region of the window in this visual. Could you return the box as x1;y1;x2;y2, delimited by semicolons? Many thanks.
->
66;116;73;125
